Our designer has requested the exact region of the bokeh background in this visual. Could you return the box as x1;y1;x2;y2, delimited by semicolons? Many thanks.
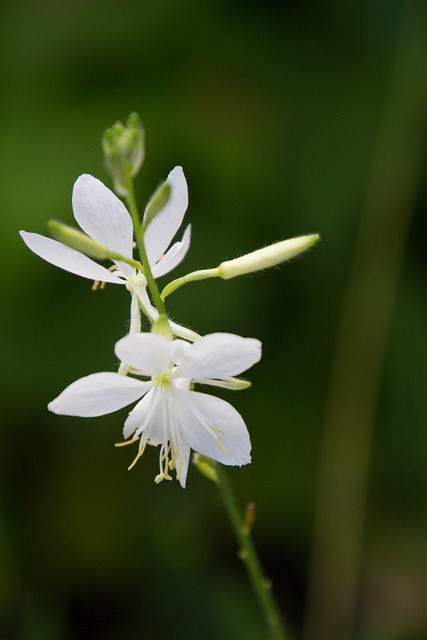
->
2;0;427;638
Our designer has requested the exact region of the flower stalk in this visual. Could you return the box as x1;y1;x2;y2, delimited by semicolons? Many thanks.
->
125;176;168;319
161;234;320;300
213;463;289;640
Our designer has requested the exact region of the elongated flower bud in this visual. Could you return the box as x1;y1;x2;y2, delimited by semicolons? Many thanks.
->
218;234;320;279
48;220;109;260
102;113;145;196
143;181;171;230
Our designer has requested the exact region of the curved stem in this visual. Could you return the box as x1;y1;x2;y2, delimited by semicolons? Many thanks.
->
215;464;290;640
125;178;168;318
161;267;220;300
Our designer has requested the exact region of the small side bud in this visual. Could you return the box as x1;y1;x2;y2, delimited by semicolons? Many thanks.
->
242;501;256;534
151;314;173;340
192;453;218;483
143;181;171;230
218;234;320;280
48;220;109;260
102;112;145;196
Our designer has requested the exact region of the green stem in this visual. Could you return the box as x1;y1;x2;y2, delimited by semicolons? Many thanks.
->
215;464;289;640
161;267;220;300
125;178;168;318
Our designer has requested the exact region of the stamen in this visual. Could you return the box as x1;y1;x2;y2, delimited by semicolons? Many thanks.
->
114;437;139;447
176;455;184;480
91;265;118;291
154;472;173;484
169;447;179;471
128;443;147;470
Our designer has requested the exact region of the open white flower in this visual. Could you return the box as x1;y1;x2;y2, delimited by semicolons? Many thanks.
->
48;332;262;487
19;166;195;339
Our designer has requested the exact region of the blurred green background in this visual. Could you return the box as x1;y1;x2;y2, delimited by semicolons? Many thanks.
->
2;0;427;638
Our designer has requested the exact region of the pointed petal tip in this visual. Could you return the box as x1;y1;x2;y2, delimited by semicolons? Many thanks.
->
47;399;59;414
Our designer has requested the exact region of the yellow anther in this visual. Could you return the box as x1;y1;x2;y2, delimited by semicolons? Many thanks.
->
154;473;173;484
114;437;139;447
92;265;118;291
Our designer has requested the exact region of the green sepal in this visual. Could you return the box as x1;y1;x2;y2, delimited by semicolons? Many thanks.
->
48;220;109;259
142;181;171;231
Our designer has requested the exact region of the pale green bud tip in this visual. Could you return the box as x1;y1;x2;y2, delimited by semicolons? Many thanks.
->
143;181;171;229
48;220;109;260
102;112;145;196
192;453;218;483
151;315;173;340
218;233;320;280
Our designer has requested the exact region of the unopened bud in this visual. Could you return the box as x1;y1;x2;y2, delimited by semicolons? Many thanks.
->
218;234;320;279
192;453;218;483
48;220;109;260
143;181;171;230
102;112;145;196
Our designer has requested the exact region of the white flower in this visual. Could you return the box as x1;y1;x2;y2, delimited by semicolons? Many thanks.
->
48;332;262;487
19;167;196;340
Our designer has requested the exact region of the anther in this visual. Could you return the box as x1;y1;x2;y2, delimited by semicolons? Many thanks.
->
92;265;118;292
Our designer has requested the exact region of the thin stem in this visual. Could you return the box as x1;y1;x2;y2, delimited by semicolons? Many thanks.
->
161;267;220;300
125;178;168;317
215;464;289;640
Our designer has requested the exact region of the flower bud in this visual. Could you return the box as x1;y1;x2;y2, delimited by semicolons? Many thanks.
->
218;234;320;280
143;181;171;230
102;112;145;196
48;220;109;260
192;453;218;483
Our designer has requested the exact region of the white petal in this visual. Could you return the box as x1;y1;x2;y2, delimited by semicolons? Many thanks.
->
123;387;155;438
171;339;192;366
72;174;133;257
19;231;125;283
48;372;151;417
175;390;251;466
151;224;192;278
176;440;191;488
115;333;173;376
174;333;262;379
144;166;188;266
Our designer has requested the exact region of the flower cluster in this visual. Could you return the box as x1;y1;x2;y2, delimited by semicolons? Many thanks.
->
20;114;319;487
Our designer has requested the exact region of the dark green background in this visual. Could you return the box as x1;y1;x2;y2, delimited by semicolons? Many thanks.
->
2;1;427;638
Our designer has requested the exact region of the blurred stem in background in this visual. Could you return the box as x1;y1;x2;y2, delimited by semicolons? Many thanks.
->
304;2;427;639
